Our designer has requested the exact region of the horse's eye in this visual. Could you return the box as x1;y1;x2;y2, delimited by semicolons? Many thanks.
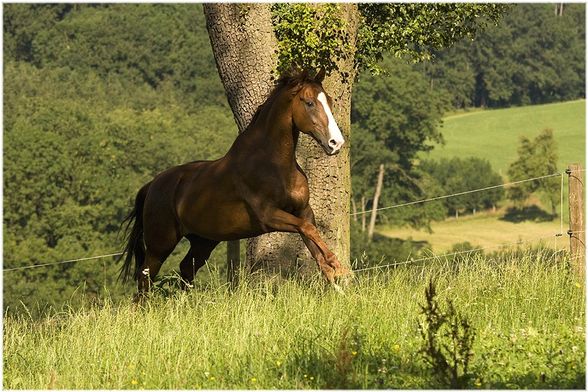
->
305;100;314;108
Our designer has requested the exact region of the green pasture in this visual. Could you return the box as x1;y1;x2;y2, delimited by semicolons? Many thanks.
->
425;100;586;175
3;251;584;389
380;209;568;253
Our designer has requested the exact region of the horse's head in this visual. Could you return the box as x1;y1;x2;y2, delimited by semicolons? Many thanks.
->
289;69;345;155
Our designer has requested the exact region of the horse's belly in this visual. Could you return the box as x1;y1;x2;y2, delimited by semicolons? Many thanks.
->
180;201;263;241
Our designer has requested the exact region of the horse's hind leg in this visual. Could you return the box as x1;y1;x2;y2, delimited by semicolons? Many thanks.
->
138;225;181;294
179;235;219;288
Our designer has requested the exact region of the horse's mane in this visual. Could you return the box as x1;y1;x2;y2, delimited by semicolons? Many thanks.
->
246;69;321;131
275;68;322;90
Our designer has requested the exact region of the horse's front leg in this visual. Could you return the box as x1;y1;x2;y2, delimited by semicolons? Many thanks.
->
262;207;350;284
296;206;352;284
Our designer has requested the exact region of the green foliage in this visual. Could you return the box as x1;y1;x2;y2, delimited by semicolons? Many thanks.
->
418;280;476;388
357;4;508;74
3;4;73;62
507;129;559;214
272;4;351;77
421;4;585;108
352;56;446;167
5;4;226;108
351;56;448;229
350;221;425;270
421;157;504;216
271;3;507;77
3;4;233;315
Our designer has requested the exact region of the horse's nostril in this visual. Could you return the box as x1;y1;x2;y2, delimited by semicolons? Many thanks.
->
329;139;337;146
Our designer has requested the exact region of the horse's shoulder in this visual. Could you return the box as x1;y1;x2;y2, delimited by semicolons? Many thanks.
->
294;162;308;181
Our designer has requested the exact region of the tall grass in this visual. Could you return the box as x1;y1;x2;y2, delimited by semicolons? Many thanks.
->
4;250;585;389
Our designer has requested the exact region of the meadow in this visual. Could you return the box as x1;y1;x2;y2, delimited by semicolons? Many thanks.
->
4;250;584;389
380;208;568;253
387;100;586;255
426;99;586;175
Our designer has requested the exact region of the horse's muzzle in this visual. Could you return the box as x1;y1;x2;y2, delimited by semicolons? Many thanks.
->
323;141;344;156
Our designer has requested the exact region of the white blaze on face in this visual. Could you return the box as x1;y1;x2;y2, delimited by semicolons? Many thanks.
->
317;92;345;154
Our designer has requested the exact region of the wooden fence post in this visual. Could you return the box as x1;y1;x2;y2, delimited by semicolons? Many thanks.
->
567;164;585;277
227;240;240;288
368;164;385;243
361;196;366;232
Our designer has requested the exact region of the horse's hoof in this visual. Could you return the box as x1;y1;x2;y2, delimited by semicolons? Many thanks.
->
132;292;148;305
333;266;354;287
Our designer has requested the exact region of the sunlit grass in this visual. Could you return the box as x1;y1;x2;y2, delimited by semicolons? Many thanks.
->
4;250;585;389
379;207;568;253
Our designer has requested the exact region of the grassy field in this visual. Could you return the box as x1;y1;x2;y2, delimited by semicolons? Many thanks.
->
4;251;585;389
380;208;568;253
392;100;585;253
425;99;586;175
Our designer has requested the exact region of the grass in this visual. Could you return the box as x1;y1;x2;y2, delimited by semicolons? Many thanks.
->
379;208;568;253
402;99;585;254
4;250;585;389
425;99;586;175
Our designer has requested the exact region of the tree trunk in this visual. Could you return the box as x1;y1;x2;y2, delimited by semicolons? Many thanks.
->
203;4;278;133
361;196;366;232
204;4;358;278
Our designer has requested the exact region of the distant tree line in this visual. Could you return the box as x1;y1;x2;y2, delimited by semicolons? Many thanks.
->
350;3;583;224
418;3;585;108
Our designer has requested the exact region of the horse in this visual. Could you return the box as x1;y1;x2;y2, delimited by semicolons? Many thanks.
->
119;68;350;295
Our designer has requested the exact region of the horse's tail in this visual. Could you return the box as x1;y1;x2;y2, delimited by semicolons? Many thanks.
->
118;182;150;282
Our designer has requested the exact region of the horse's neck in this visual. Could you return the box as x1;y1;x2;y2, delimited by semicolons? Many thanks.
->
232;89;299;169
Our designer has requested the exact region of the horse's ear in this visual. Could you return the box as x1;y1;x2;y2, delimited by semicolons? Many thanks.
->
299;69;309;81
315;68;326;83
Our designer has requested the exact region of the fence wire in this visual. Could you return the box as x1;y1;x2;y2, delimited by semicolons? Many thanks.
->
3;252;123;272
352;233;567;273
351;172;562;216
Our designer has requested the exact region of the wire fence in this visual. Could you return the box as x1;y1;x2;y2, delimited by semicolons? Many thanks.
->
352;234;567;273
3;252;123;272
350;172;562;216
3;169;584;273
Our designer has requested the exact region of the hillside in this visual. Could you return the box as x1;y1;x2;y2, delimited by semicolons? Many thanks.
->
425;100;586;175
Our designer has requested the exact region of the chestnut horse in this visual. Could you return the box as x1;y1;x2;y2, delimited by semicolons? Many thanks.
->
119;69;349;294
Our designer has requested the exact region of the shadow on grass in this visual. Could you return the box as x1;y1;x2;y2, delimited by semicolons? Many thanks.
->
483;370;586;389
284;346;430;389
285;348;586;389
500;205;556;223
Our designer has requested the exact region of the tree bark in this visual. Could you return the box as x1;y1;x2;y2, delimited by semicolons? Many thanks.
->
204;4;358;278
203;4;277;133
